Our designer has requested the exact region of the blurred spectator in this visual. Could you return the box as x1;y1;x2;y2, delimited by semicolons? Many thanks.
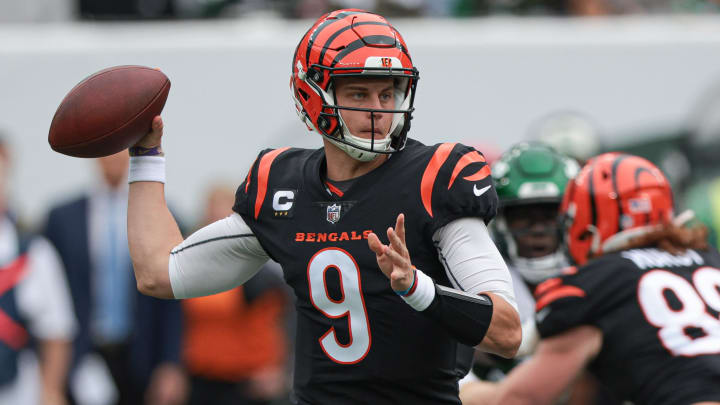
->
527;110;602;164
183;183;290;405
4;0;718;20
0;134;76;405
43;151;186;405
0;0;699;20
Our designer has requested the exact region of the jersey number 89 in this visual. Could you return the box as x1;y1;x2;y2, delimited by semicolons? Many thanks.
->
638;267;720;357
308;248;372;364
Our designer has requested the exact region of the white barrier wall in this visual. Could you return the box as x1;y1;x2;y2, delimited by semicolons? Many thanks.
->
2;16;720;224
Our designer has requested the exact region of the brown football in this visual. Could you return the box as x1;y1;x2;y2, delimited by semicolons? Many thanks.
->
48;65;170;158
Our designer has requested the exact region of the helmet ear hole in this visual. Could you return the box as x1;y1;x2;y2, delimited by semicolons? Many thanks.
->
297;88;309;102
317;117;329;130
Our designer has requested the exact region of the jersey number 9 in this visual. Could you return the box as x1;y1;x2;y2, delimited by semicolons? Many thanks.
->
308;248;372;364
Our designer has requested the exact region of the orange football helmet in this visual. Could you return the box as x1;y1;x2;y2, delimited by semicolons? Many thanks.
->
561;153;674;265
290;9;418;161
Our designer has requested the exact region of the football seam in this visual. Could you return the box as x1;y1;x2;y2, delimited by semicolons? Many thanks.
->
54;78;170;150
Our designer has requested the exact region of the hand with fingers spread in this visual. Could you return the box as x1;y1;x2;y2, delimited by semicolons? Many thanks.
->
368;213;415;292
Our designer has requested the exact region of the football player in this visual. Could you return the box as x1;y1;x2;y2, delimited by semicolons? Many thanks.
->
461;143;623;404
124;9;521;405
461;143;577;380
493;142;578;304
478;153;720;405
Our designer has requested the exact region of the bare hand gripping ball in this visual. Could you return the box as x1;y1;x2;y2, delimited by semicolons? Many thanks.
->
48;65;170;158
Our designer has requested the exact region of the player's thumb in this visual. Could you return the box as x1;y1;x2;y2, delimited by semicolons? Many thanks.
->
135;115;164;148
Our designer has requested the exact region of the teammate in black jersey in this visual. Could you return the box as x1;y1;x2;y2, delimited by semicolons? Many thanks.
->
124;9;521;405
476;153;720;405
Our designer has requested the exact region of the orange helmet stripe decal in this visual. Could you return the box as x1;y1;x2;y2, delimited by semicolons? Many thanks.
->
535;285;586;312
254;147;290;219
421;143;456;218
317;21;389;66
448;151;486;189
305;11;358;66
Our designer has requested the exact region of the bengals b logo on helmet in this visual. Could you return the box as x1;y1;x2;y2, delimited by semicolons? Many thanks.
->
561;153;674;265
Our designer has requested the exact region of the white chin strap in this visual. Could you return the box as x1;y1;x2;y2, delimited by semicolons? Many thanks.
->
327;135;387;162
511;251;568;285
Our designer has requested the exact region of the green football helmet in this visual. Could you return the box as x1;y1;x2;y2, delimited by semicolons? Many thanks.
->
492;142;580;284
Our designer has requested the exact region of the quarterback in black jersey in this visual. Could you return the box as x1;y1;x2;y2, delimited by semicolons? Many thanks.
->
124;9;521;405
482;153;720;405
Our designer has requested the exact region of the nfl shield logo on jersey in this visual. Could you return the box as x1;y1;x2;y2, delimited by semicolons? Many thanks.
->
326;204;341;224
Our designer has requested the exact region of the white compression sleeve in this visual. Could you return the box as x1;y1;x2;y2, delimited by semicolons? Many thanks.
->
169;213;270;299
432;217;518;312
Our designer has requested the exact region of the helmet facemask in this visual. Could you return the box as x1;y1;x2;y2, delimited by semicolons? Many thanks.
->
491;142;579;283
496;202;568;284
297;63;417;161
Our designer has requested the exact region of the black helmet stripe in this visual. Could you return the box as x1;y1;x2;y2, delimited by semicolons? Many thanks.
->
393;36;412;62
634;167;653;188
336;10;367;19
330;35;397;68
306;19;337;67
611;154;630;230
386;25;412;62
587;164;598;228
318;21;389;66
305;11;364;67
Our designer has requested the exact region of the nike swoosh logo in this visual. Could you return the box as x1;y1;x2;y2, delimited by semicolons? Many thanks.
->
473;184;491;197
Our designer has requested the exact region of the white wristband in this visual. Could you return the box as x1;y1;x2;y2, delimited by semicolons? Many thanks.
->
401;269;436;311
128;156;166;184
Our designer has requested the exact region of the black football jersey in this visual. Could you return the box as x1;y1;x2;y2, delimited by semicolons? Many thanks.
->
233;139;497;405
534;247;720;405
